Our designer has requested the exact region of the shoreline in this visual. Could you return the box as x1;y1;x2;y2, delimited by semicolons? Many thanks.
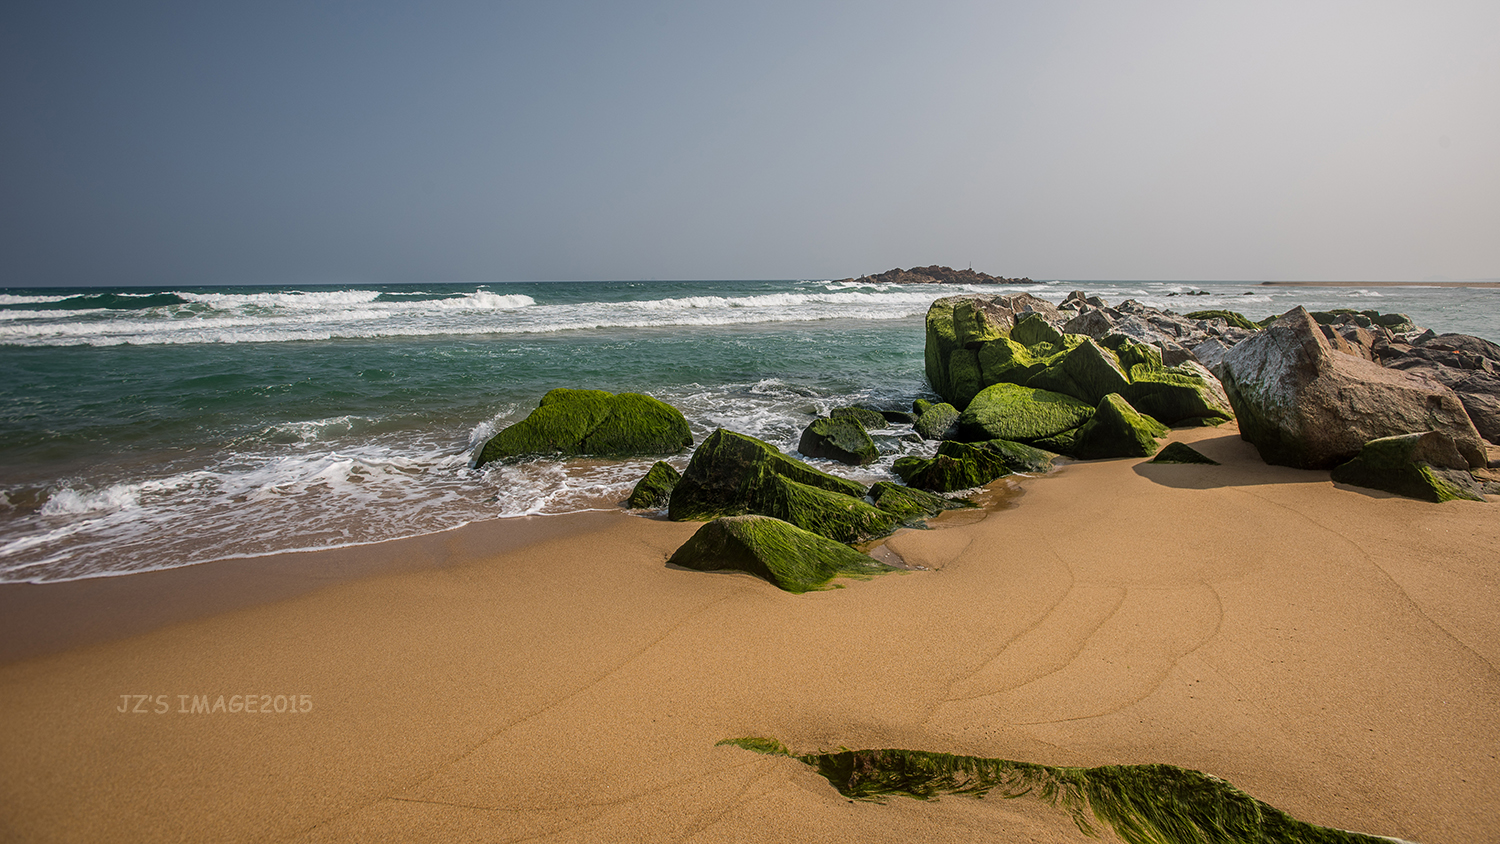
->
1;423;1495;842
0;510;634;664
1259;280;1500;288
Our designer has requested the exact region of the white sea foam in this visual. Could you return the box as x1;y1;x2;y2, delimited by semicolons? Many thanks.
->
0;285;946;347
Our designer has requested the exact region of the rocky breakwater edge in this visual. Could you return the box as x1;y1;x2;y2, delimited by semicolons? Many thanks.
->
467;291;1497;842
474;289;1500;594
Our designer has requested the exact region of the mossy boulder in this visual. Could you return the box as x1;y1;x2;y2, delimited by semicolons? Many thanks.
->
749;472;899;543
1039;394;1166;459
957;383;1094;443
972;438;1059;474
1186;309;1259;330
831;406;888;430
976;337;1053;388
913;402;960;440
1122;361;1234;426
667;515;894;593
924;298;961;404
947;348;984;409
869;481;974;523
1330;431;1487;502
1149;442;1219;465
1024;338;1131;406
626;461;681;508
476;388;692;467
668;429;868;521
1010;312;1065;347
894;441;1012;492
798;417;879;466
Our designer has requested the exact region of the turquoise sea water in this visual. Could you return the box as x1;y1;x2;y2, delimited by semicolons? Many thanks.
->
2;278;1496;582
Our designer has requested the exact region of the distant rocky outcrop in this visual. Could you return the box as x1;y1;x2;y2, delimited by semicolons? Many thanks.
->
840;265;1035;286
1219;307;1486;470
476;388;692;468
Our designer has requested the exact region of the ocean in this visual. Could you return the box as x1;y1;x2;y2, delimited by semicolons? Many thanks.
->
2;278;1496;583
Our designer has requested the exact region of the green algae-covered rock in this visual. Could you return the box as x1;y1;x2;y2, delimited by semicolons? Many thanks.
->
626;461;681;508
977;337;1052;389
957;383;1094;443
669;429;867;523
893;441;1012;492
1149;442;1219;465
1040;393;1167;459
973;438;1059;474
1102;335;1163;372
1010;312;1065;347
750;472;899;543
1025;338;1131;406
952;298;1009;347
476;388;693;467
913;402;960;441
1186;309;1259;330
947;348;983;409
924;298;961;403
869;481;974;523
831;406;888;430
1122;361;1234;426
798;417;879;466
912;399;934;416
1330;432;1487;503
668;515;895;593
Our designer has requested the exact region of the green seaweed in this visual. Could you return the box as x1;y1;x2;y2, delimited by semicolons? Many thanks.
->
721;740;1394;844
669;516;895;593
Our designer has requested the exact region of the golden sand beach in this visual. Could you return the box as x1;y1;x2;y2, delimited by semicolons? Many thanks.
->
1;423;1496;843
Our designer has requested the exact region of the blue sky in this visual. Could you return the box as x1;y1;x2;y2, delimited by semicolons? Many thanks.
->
2;1;1496;285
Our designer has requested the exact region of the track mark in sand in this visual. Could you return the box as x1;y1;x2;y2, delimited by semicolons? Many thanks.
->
278;592;739;841
938;584;1223;726
1230;487;1500;679
942;584;1126;702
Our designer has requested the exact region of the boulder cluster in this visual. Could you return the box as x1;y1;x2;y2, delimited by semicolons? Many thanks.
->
474;292;1496;593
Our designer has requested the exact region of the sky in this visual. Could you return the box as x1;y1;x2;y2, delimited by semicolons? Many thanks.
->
2;0;1497;286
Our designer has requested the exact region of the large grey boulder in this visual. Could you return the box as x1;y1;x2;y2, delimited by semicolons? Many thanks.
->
1220;307;1487;469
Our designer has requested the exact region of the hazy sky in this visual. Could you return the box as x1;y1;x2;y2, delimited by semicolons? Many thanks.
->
3;1;1497;286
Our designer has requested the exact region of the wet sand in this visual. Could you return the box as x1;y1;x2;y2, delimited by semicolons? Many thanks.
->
1;423;1496;843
